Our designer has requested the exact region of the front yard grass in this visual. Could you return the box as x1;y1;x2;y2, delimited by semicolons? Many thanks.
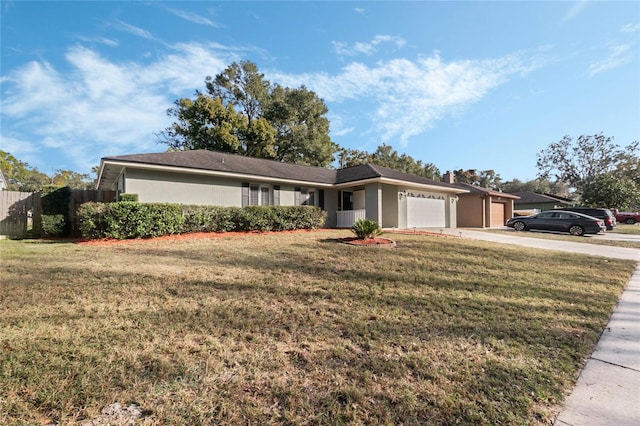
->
0;231;636;425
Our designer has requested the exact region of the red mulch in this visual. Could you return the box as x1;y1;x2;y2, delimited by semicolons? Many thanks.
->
339;237;396;247
75;229;335;247
60;228;458;247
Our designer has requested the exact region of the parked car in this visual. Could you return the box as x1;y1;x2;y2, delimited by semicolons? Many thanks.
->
506;210;606;236
614;211;640;224
552;207;617;230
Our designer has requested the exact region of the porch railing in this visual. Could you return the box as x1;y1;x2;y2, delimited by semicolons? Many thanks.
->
336;209;367;228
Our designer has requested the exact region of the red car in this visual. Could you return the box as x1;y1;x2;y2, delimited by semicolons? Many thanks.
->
615;211;640;224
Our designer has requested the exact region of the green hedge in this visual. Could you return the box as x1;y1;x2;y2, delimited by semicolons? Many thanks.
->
40;186;71;237
41;214;67;237
77;203;327;240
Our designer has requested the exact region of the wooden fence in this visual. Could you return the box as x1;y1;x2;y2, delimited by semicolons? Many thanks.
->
0;191;41;239
0;190;116;239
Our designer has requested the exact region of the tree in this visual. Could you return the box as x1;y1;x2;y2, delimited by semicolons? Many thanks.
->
337;144;441;179
453;169;502;190
581;173;640;210
161;61;336;167
265;85;335;166
501;178;571;198
536;133;639;192
0;150;49;192
51;169;94;189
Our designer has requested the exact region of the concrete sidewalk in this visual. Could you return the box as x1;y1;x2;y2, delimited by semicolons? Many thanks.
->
422;228;640;424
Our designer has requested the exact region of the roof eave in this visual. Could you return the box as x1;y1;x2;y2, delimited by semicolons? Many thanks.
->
98;160;336;189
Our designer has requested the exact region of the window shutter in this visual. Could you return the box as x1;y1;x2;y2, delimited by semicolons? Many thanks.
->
319;190;325;209
273;186;280;206
294;187;301;206
242;183;249;207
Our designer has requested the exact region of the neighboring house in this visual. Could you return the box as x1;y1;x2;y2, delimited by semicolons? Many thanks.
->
96;150;468;229
0;168;7;190
446;177;519;228
509;191;574;212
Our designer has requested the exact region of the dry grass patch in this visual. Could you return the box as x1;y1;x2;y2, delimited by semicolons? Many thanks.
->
0;231;636;425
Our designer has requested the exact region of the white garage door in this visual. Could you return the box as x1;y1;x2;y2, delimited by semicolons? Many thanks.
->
407;197;446;228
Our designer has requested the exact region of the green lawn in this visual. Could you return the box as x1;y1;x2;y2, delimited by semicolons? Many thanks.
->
614;223;640;235
0;231;636;425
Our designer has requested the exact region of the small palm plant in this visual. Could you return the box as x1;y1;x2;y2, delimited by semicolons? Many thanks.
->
351;219;383;239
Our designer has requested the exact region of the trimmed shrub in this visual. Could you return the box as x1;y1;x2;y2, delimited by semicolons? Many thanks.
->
41;214;67;237
182;206;237;233
78;203;326;240
77;202;109;239
119;193;139;202
40;185;71;237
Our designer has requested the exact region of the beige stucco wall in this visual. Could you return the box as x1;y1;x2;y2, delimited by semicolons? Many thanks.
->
125;169;242;206
457;195;485;227
447;194;458;228
365;183;382;224
381;184;398;228
323;188;339;228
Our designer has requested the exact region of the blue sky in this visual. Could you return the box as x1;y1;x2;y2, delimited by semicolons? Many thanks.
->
1;1;639;181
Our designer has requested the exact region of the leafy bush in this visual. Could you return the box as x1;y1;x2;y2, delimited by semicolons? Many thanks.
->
351;219;382;239
40;185;71;237
77;202;110;239
78;203;326;239
182;206;237;233
119;193;139;202
41;214;67;237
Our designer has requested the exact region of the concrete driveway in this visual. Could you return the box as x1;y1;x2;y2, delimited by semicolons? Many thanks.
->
434;228;640;261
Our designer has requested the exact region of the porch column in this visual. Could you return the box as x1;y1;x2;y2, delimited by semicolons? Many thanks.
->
365;183;382;224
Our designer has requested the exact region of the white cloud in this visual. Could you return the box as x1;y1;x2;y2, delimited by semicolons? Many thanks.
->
0;43;238;172
562;1;588;22
332;35;406;56
588;44;632;77
621;23;640;33
271;51;539;145
354;8;365;14
166;8;220;27
1;38;542;172
75;35;120;47
115;20;153;40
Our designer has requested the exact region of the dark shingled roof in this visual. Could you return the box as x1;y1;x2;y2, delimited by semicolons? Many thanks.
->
100;150;466;192
509;191;573;205
452;182;520;199
335;164;461;189
102;150;337;184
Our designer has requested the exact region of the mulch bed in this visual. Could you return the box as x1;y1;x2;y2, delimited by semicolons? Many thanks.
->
54;228;460;248
338;237;396;247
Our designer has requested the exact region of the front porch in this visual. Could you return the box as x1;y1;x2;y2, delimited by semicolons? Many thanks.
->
336;209;367;228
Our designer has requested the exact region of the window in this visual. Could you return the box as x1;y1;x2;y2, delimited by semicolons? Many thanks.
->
243;182;272;206
260;187;270;206
250;185;259;206
296;188;315;206
273;186;280;206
